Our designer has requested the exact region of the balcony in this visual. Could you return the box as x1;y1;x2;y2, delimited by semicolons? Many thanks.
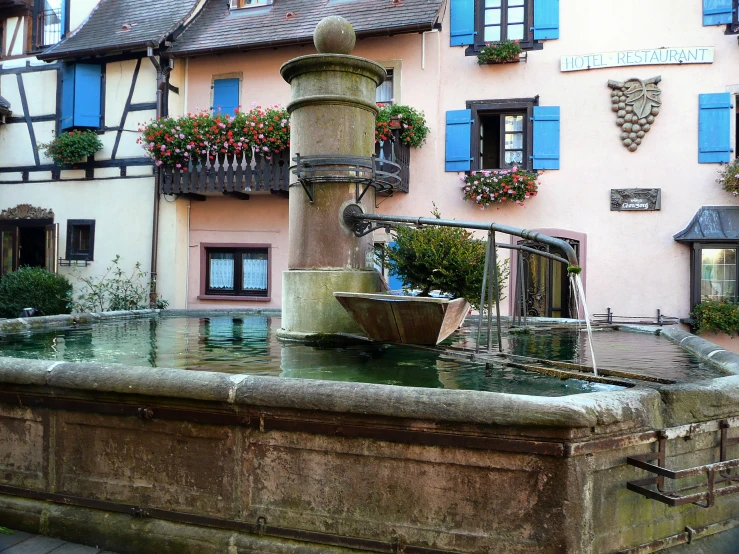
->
159;135;410;198
36;7;62;48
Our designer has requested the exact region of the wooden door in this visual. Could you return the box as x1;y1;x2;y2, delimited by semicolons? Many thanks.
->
0;226;19;276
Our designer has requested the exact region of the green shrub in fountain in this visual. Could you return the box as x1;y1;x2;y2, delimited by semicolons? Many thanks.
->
39;130;103;167
73;255;167;312
0;267;73;318
692;298;739;336
380;207;508;308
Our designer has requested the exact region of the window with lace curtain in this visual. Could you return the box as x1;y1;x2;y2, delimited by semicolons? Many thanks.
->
202;245;270;299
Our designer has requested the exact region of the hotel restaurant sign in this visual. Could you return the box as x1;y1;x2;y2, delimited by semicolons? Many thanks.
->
561;47;714;72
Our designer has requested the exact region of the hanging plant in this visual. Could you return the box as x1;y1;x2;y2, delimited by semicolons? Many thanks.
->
461;167;540;209
375;104;429;148
717;159;739;196
40;130;103;167
477;40;523;65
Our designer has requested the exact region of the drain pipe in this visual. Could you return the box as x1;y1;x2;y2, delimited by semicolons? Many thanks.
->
147;48;173;307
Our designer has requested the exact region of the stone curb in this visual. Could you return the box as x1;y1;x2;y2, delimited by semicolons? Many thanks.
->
660;327;739;375
0;355;662;429
0;309;160;334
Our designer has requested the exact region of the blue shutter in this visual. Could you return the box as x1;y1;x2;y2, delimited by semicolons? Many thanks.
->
703;0;733;25
60;64;75;130
213;78;240;115
532;106;560;170
532;0;559;40
73;64;101;128
699;93;733;163
450;0;475;46
445;110;473;172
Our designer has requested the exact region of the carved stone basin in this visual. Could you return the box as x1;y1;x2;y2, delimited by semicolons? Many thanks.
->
333;292;470;345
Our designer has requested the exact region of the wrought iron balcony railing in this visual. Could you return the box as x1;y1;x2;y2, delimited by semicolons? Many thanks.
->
36;8;62;48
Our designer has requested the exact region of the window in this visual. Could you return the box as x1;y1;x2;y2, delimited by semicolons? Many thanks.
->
479;0;529;44
34;0;65;48
450;0;558;51
212;78;240;116
471;99;533;171
700;247;737;301
60;64;103;130
446;100;560;172
230;0;272;8
203;245;270;299
66;219;94;261
376;68;394;106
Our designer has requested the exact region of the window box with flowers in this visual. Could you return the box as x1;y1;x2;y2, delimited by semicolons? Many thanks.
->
718;159;739;197
477;40;524;65
461;166;540;210
39;130;103;168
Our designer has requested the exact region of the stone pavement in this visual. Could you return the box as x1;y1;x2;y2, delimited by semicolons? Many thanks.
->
0;531;117;554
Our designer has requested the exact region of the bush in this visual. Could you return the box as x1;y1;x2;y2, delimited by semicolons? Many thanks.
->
73;255;166;312
0;267;73;318
39;130;103;167
692;298;739;336
381;207;508;308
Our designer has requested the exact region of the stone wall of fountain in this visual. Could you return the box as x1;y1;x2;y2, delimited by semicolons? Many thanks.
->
1;348;739;553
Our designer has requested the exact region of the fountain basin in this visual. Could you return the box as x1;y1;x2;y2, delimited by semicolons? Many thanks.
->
1;311;739;553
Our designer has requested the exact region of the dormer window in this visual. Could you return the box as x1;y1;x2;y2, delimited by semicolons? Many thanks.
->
230;0;273;8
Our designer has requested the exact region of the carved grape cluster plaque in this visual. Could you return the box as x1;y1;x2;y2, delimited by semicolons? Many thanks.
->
608;76;661;152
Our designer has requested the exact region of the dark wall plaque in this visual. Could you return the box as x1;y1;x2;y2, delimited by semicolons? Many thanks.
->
610;188;661;211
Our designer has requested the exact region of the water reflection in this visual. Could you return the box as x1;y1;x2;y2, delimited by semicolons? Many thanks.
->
0;315;726;395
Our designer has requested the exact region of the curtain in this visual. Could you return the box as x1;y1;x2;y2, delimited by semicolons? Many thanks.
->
210;253;234;289
243;253;268;291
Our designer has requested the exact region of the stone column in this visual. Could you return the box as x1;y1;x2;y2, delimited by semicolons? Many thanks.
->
278;17;385;338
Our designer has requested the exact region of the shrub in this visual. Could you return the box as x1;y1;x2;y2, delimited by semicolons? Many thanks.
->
477;40;523;64
73;255;166;312
39;130;103;167
0;267;73;318
375;104;429;148
692;298;739;336
381;207;508;308
461;166;540;208
717;159;739;196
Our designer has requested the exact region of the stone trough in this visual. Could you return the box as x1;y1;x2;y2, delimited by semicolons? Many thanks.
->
1;312;739;553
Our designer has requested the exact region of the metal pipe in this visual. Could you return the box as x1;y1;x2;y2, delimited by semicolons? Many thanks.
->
475;240;490;355
491;231;503;352
353;213;579;266
486;232;493;354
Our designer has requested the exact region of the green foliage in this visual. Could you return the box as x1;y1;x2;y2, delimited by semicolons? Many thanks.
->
40;130;103;167
0;267;73;318
381;207;508;308
477;40;523;64
567;265;582;275
0;526;13;534
375;104;429;148
73;255;166;312
717;159;739;196
692;298;739;336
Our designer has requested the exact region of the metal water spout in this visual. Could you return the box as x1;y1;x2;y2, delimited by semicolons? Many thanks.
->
278;17;387;339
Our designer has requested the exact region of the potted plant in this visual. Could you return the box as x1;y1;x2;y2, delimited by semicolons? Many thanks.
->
40;130;103;168
461;166;540;209
717;159;739;197
375;104;429;148
477;40;523;65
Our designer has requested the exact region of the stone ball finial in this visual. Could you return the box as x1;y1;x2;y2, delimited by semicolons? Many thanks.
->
313;16;356;54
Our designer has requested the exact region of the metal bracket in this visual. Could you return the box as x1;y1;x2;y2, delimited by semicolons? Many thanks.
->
342;204;392;237
626;418;739;508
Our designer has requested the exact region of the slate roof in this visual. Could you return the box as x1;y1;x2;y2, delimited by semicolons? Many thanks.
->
674;206;739;242
38;0;201;61
168;0;446;57
0;95;10;116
